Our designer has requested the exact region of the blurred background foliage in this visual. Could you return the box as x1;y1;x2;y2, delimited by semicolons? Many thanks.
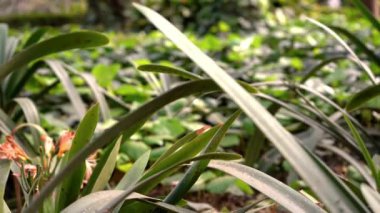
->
2;0;380;211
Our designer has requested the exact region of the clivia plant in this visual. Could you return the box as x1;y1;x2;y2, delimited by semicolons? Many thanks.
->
1;1;380;212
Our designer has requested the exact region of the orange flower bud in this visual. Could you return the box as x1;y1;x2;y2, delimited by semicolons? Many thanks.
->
57;131;75;157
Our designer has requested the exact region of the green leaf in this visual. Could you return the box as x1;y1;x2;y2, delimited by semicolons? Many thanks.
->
116;150;151;190
62;191;194;213
163;110;240;204
208;160;324;213
206;176;236;194
321;144;375;189
99;152;241;211
349;0;380;33
151;117;186;140
344;115;380;190
13;97;41;150
23;80;248;213
301;56;346;83
328;26;380;67
82;136;121;195
92;63;120;88
46;60;87;118
140;126;220;192
134;4;365;212
305;17;376;85
121;142;150;161
346;84;380;111
23;27;48;48
360;184;380;212
0;31;108;81
152;131;197;167
138;64;202;80
64;64;111;121
56;104;99;211
0;160;10;213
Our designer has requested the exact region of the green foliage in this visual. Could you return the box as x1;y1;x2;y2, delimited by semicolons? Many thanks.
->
1;1;380;212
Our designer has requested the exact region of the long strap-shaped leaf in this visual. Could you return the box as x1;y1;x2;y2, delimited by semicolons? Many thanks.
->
305;17;376;85
208;160;324;213
24;80;221;212
0;31;108;81
133;4;368;212
13;97;41;151
45;60;87;118
163;111;241;204
63;64;111;121
62;191;194;213
0;160;11;213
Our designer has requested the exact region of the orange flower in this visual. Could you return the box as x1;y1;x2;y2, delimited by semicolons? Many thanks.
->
57;131;75;157
0;135;28;161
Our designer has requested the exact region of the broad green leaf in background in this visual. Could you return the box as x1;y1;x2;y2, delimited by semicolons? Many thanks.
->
92;63;120;88
133;4;368;212
208;160;325;213
0;31;109;81
346;84;380;111
56;104;99;212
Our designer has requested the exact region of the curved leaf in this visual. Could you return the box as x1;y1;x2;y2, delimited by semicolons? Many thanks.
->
329;26;380;67
45;60;87;118
349;0;380;33
138;64;202;80
301;56;346;83
64;64;111;121
305;17;376;85
99;152;241;211
62;191;194;213
360;184;380;212
208;160;324;213
13;97;41;150
82;136;121;195
0;31;108;81
346;84;380;111
164;110;241;204
23;28;48;48
56;104;99;211
133;4;369;212
116;150;150;190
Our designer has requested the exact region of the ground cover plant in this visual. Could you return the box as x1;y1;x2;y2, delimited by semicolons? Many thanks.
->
1;0;380;212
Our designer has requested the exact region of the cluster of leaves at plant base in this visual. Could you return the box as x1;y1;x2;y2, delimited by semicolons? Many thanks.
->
2;0;380;212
